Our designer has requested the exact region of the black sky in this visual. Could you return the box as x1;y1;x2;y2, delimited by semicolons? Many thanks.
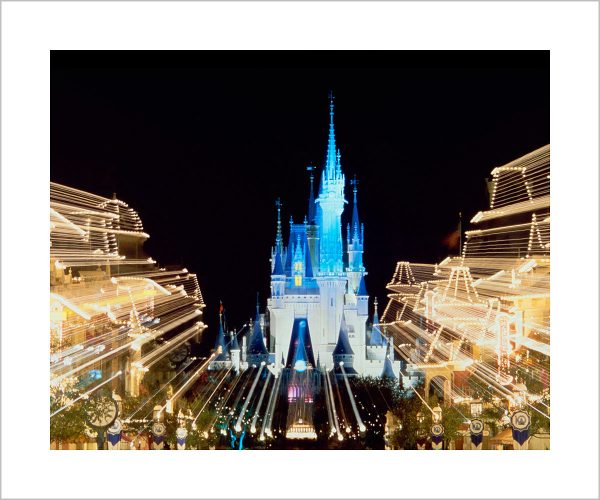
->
51;50;549;331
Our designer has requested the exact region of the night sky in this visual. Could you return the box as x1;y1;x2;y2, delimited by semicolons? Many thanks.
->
51;50;549;331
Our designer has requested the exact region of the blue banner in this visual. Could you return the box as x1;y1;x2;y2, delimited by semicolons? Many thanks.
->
471;432;483;447
107;432;121;446
431;434;444;446
512;427;529;446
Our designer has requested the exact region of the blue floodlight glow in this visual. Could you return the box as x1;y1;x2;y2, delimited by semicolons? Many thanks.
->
294;360;307;372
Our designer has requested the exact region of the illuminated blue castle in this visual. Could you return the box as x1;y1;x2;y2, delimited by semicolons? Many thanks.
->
267;94;401;378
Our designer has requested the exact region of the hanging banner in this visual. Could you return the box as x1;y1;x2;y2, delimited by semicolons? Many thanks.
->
176;428;188;450
431;423;444;450
152;422;166;450
107;419;123;450
511;410;530;449
469;419;484;449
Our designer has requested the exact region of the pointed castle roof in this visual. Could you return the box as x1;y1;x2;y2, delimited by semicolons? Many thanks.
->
286;318;316;368
292;234;303;266
324;92;339;179
230;329;240;350
332;313;354;356
318;92;343;196
292;323;309;371
304;238;314;278
381;355;397;380
247;303;268;356
272;247;284;275
370;298;386;346
357;274;368;296
214;311;228;361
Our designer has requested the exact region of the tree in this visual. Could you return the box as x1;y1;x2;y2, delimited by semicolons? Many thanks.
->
388;387;429;450
440;404;467;449
529;398;550;434
480;406;501;436
50;385;87;448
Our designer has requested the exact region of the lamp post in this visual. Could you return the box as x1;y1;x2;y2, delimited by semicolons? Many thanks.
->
470;401;483;417
432;406;442;423
416;411;426;449
153;405;163;422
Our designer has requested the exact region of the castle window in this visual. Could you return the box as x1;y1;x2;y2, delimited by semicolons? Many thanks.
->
295;275;302;287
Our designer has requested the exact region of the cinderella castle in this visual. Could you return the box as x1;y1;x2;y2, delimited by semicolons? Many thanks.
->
210;95;400;380
264;94;400;379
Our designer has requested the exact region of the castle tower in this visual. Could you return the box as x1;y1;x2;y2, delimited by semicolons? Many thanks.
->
357;274;369;317
332;313;357;376
270;246;285;306
316;93;346;275
306;166;320;274
381;342;397;380
315;94;348;350
214;309;228;361
370;297;386;346
208;306;230;370
292;234;305;287
247;302;269;365
346;176;365;294
230;330;241;373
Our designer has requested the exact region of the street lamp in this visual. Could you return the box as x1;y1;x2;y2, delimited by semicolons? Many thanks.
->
470;401;483;417
432;406;442;423
153;405;163;422
415;411;426;446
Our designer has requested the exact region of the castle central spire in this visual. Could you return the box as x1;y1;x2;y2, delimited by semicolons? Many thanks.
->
325;92;338;177
307;166;316;224
275;197;283;253
316;92;346;274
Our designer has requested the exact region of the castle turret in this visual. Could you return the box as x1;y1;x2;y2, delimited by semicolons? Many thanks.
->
247;302;269;365
292;234;305;287
213;307;228;361
290;318;314;372
271;200;286;306
369;297;386;346
316;93;346;275
271;249;285;312
305;168;320;275
230;330;241;373
381;344;397;380
347;177;365;293
357;274;369;317
284;216;294;275
332;313;356;375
